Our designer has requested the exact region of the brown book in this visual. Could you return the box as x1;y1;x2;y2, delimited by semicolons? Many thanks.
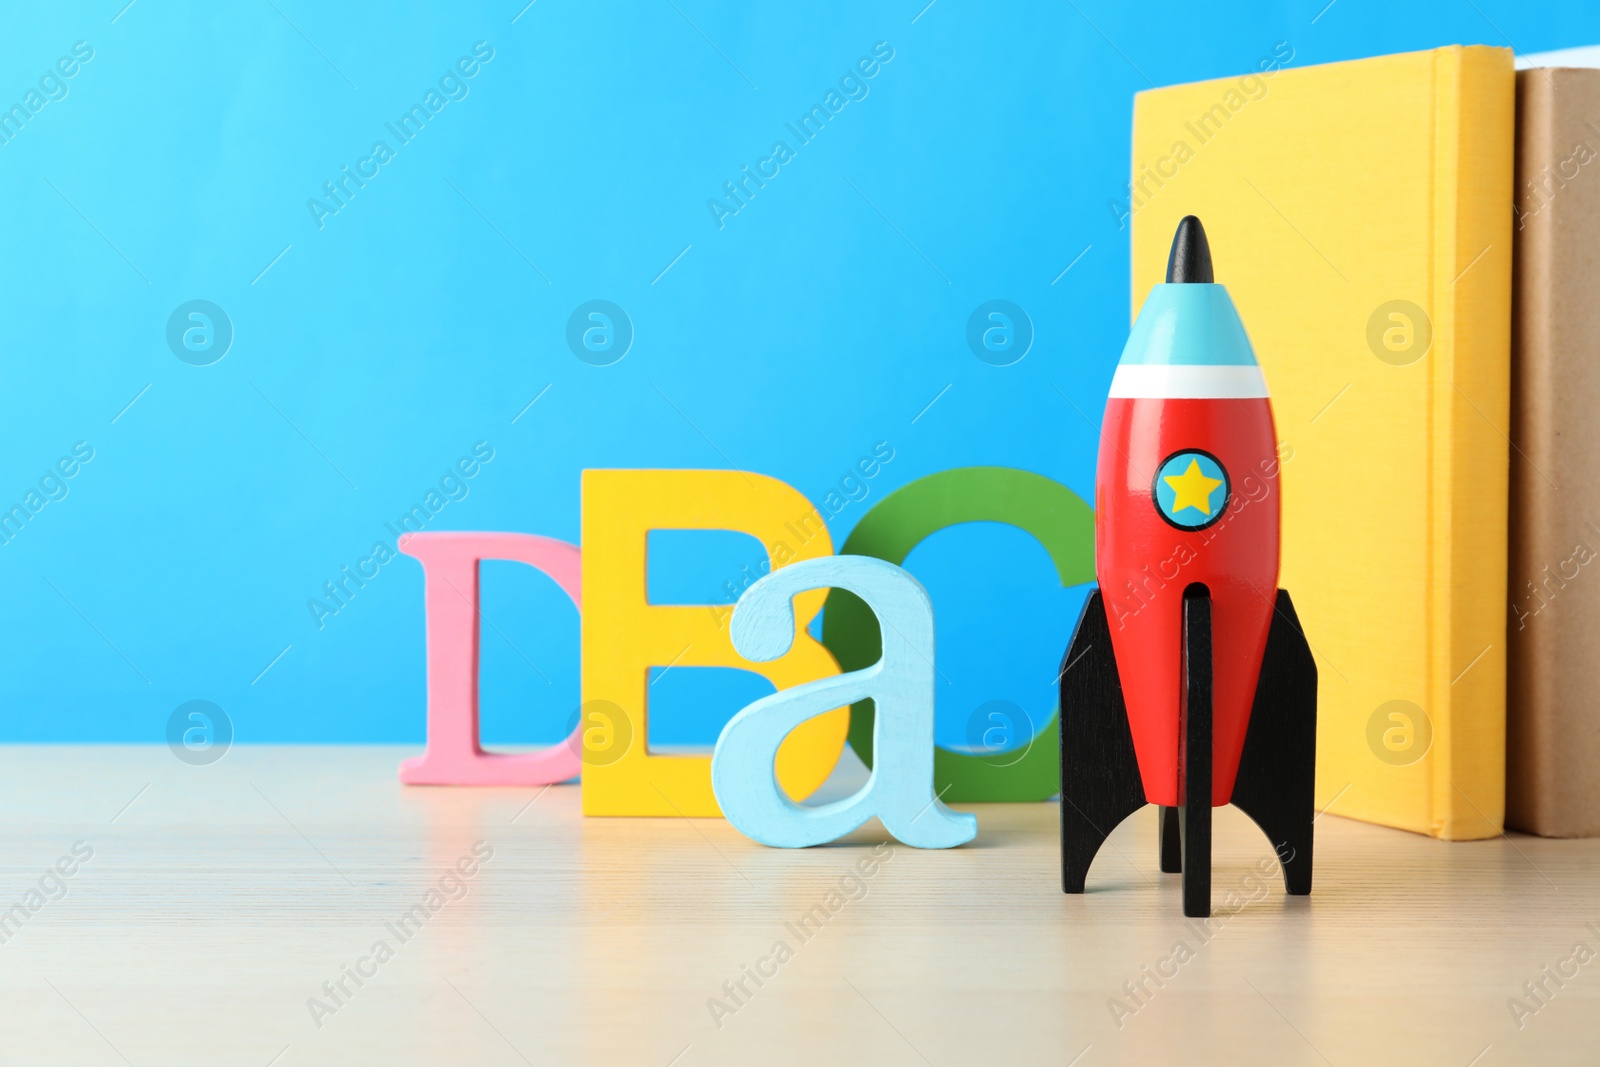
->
1508;66;1600;836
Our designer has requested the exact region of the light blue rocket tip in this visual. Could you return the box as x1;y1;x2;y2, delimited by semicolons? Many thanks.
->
1119;283;1258;367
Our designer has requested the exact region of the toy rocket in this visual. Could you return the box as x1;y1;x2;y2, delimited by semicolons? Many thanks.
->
1059;216;1318;917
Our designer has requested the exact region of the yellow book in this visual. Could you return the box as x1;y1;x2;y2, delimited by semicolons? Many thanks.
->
1130;46;1514;839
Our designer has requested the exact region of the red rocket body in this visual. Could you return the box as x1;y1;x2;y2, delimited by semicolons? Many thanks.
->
1094;275;1281;807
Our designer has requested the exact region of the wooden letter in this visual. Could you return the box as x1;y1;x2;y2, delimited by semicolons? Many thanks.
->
581;470;847;816
398;531;582;786
821;466;1094;802
713;555;977;848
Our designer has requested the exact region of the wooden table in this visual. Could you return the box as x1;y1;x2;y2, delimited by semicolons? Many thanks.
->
0;745;1594;1065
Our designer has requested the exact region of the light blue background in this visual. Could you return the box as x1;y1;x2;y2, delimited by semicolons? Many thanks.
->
0;1;1590;746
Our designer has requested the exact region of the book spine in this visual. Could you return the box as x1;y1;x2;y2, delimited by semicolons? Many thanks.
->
1505;69;1600;837
1505;68;1556;835
1427;45;1514;839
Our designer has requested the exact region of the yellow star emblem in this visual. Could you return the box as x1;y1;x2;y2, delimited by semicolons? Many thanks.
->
1163;459;1223;516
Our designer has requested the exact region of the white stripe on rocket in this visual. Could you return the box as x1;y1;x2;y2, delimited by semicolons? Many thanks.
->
1108;364;1269;399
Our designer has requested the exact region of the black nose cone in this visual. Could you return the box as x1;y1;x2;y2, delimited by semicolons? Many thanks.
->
1166;215;1214;284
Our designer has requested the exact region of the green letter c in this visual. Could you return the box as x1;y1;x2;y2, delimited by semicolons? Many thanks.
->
820;466;1095;802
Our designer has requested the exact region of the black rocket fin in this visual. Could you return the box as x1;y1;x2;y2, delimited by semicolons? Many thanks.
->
1059;591;1148;893
1230;589;1319;896
1158;806;1182;873
1178;586;1214;918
